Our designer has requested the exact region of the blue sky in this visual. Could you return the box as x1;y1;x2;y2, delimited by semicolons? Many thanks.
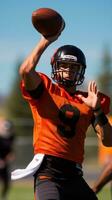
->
0;0;112;96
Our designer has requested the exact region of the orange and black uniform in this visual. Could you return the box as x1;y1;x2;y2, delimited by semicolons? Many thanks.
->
21;73;110;200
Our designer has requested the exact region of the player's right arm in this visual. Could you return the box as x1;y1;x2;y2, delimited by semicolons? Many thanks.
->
19;34;60;91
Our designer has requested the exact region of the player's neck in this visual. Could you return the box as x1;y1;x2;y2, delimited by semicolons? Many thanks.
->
62;85;77;95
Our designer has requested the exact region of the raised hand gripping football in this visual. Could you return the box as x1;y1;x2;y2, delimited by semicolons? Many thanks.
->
32;8;65;38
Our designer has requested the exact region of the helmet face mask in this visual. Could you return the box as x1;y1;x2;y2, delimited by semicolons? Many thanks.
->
51;45;86;87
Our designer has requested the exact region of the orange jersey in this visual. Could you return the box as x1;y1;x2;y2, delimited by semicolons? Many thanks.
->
21;73;110;164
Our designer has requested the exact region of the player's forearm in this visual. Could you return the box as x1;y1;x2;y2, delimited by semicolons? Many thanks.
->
19;37;50;76
93;163;112;193
93;176;109;194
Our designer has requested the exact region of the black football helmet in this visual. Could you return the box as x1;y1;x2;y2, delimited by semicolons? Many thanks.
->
51;45;86;87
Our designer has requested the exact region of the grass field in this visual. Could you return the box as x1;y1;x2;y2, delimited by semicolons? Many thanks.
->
7;180;112;200
97;187;112;200
8;180;33;200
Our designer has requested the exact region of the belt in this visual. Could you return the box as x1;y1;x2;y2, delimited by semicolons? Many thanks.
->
35;155;83;180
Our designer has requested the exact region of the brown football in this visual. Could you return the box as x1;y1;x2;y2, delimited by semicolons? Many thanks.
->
32;8;65;37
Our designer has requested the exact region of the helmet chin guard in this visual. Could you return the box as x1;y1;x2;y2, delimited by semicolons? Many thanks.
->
51;45;86;87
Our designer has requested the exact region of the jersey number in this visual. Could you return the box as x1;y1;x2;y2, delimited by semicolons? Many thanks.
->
57;104;80;138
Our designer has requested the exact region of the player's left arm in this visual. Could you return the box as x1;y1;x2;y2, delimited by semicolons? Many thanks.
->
78;81;112;147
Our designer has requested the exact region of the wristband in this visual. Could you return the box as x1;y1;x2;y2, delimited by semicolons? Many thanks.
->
94;112;108;127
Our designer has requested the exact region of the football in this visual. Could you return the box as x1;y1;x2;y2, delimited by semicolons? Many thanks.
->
32;8;65;37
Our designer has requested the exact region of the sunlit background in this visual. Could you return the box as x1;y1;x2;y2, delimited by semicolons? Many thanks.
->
0;1;112;199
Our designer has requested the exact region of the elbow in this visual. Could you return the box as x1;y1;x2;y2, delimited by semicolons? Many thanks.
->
19;65;24;76
19;63;32;77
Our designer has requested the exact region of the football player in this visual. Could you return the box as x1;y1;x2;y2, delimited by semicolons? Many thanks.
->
19;34;112;200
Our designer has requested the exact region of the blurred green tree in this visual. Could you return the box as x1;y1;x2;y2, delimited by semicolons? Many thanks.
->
5;59;33;136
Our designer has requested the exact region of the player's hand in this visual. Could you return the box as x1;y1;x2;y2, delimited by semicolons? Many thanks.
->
78;81;101;109
40;31;61;45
